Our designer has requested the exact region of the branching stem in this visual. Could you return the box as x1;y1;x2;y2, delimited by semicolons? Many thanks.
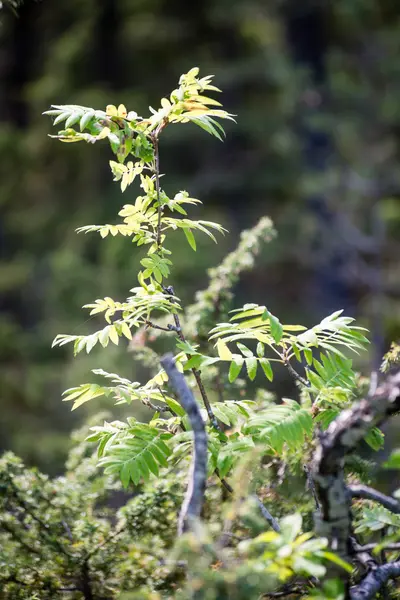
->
349;484;400;514
282;351;309;387
350;561;400;600
150;134;220;432
312;370;400;595
355;542;400;553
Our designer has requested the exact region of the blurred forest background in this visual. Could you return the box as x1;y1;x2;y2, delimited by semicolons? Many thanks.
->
0;0;399;474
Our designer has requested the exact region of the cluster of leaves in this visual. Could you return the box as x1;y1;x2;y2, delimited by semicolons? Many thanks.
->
52;285;182;356
209;306;368;381
351;448;400;552
44;67;234;184
45;69;369;485
0;425;348;600
38;68;398;599
0;425;184;599
381;341;400;373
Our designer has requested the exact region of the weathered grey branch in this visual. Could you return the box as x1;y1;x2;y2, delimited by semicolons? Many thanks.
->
355;542;400;553
161;353;207;535
350;561;400;600
253;495;281;533
311;370;400;595
159;296;280;530
304;464;320;510
350;537;378;572
260;585;307;598
349;484;400;514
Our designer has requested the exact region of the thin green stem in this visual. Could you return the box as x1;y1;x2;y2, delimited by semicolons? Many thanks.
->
172;309;221;431
152;134;162;248
150;135;219;432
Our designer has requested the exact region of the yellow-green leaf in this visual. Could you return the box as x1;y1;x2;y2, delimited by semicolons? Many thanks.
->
246;357;257;381
217;338;232;360
106;104;118;117
260;358;273;382
109;326;119;345
121;323;132;340
228;357;243;382
183;228;196;250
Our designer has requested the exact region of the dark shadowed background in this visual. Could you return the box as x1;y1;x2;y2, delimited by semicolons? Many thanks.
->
0;0;399;473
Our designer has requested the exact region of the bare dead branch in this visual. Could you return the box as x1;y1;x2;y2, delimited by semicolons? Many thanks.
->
312;370;400;562
311;370;400;594
350;561;400;600
355;542;400;553
161;353;207;535
253;495;281;533
260;584;308;598
349;484;400;514
304;464;320;510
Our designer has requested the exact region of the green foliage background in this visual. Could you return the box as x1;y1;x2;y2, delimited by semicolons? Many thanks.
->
0;0;400;472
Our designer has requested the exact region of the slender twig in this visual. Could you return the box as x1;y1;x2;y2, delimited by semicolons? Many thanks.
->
161;353;207;535
304;465;320;510
215;470;233;493
253;495;281;533
144;319;180;333
260;585;307;598
355;542;400;553
144;320;172;332
143;397;171;413
349;484;400;514
191;365;221;431
62;520;73;541
152;134;162;249
175;309;220;429
162;284;221;431
284;359;310;388
350;537;378;571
